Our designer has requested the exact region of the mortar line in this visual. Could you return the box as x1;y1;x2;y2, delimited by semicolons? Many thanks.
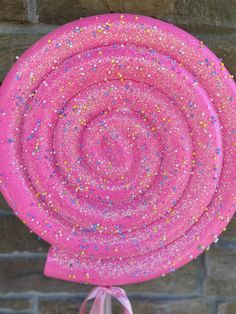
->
216;240;236;250
0;22;57;34
0;252;47;259
30;294;38;314
197;252;207;295
1;292;236;306
25;0;39;24
0;209;13;216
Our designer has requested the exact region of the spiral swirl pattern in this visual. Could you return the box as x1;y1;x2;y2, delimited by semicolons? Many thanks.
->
0;14;235;285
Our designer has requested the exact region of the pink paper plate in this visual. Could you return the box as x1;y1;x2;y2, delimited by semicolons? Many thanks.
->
0;14;235;286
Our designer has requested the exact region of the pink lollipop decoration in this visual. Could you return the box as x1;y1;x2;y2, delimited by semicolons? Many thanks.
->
0;13;236;313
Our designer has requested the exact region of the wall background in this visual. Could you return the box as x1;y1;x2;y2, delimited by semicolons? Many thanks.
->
0;1;236;313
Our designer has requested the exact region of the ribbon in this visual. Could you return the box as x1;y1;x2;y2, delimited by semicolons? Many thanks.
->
79;286;133;314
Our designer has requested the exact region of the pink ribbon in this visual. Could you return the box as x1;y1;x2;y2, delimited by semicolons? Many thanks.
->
79;286;133;314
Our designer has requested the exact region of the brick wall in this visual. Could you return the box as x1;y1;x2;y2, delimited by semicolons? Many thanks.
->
0;1;235;313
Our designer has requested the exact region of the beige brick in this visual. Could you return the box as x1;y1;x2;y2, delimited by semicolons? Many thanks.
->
0;298;31;311
194;32;236;77
0;32;44;81
0;215;48;253
0;0;27;23
39;299;82;314
114;299;211;314
204;246;236;296
125;259;198;294
39;298;212;314
219;216;236;242
218;302;236;314
0;192;11;212
0;27;235;83
0;257;92;293
168;0;236;27
38;0;236;27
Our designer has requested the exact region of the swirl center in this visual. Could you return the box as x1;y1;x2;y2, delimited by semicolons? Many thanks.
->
81;108;161;202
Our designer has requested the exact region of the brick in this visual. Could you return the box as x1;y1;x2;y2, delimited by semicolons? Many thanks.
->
0;215;48;253
39;298;211;314
37;0;236;27
0;255;198;295
194;33;236;77
38;299;82;314
204;246;236;296
0;26;235;82
0;24;56;82
167;0;236;27
125;259;198;295
0;255;195;296
37;0;107;24
0;192;11;212
0;27;235;83
219;215;236;242
168;24;236;77
113;299;211;314
218;302;236;314
0;32;43;82
0;0;27;23
0;257;92;293
0;298;31;311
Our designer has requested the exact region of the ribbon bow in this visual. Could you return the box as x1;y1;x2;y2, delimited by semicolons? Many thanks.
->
79;286;133;314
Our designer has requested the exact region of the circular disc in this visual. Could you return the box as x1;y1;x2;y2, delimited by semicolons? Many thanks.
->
0;14;235;286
